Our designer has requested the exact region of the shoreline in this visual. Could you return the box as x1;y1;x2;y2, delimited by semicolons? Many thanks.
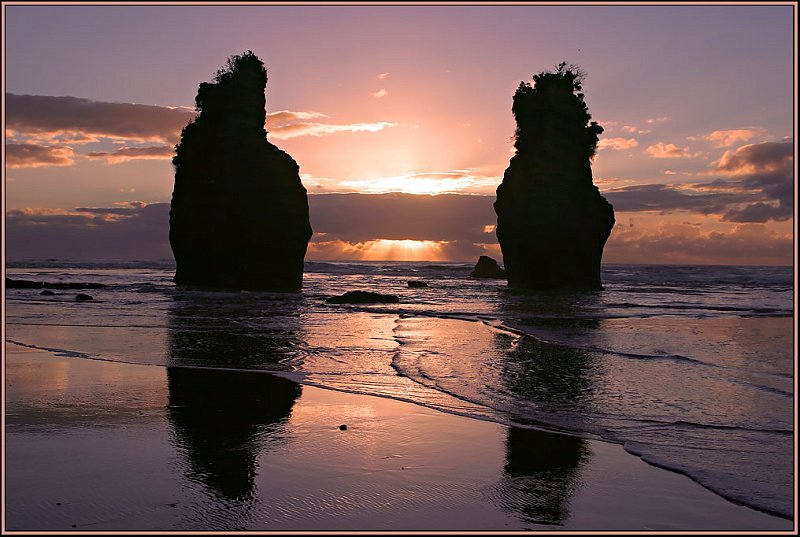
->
4;343;795;532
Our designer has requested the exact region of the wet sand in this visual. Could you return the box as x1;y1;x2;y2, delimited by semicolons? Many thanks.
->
3;343;793;532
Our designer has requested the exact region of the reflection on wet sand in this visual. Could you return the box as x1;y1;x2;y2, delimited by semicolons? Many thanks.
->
167;368;301;501
492;290;600;525
494;426;588;526
166;294;303;502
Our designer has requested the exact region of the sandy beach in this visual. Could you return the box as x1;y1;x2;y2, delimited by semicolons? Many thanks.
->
3;342;792;533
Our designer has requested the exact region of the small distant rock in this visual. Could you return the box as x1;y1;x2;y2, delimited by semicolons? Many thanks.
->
407;280;428;288
326;291;399;304
75;293;93;301
40;290;55;296
339;424;347;431
470;256;506;279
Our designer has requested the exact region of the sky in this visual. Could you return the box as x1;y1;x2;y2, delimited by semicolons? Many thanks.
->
3;2;796;264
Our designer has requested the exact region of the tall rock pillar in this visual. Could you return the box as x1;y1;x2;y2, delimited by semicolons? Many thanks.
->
169;51;312;290
494;63;614;290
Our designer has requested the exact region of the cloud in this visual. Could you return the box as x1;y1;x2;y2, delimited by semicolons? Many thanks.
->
377;73;390;80
597;137;639;151
5;94;195;145
308;193;497;243
713;140;793;176
605;184;742;214
265;110;328;126
6;203;174;261
267;121;398;139
372;89;388;98
606;141;794;224
85;145;175;164
265;107;397;139
619;125;651;135
6;143;75;168
604;220;792;266
721;202;790;223
645;116;670;124
701;128;765;148
6;195;502;262
7;94;396;153
646;142;694;159
7;192;793;265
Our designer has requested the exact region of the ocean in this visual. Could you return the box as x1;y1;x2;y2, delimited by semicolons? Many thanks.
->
4;260;795;520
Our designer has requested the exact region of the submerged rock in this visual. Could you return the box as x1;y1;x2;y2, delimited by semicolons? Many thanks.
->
169;51;312;291
407;280;428;288
470;256;506;279
494;63;614;290
75;293;93;301
40;290;55;296
326;291;400;304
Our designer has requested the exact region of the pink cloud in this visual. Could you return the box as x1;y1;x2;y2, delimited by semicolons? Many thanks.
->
6;94;195;145
6;143;75;168
85;145;174;164
646;142;693;159
598;137;639;151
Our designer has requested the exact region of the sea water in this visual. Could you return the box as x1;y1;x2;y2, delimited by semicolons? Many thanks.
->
4;260;794;519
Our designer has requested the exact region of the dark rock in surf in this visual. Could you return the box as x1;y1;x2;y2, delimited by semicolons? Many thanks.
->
75;293;93;301
169;51;312;291
494;63;614;290
326;291;400;304
40;290;55;296
470;255;506;279
5;278;42;289
407;280;428;288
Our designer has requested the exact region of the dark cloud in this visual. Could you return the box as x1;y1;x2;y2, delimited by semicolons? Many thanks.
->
6;189;792;264
74;206;138;216
6;195;501;261
6;143;75;168
606;141;794;223
6;93;195;144
6;203;173;261
604;184;746;214
308;193;497;243
714;140;793;174
721;202;791;223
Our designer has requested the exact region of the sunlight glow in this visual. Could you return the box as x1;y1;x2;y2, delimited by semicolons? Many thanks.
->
355;240;448;261
338;171;499;195
308;239;450;261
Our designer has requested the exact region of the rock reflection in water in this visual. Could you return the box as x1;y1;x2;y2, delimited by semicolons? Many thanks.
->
167;368;301;501
166;294;302;502
493;426;589;526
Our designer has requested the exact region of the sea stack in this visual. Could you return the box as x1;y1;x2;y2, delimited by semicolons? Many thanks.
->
169;51;312;290
494;63;615;290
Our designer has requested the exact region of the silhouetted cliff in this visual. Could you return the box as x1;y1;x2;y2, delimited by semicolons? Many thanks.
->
494;63;614;290
169;51;312;290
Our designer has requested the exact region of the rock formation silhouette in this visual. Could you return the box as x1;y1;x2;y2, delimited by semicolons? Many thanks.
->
169;51;312;290
494;63;614;290
470;255;506;279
